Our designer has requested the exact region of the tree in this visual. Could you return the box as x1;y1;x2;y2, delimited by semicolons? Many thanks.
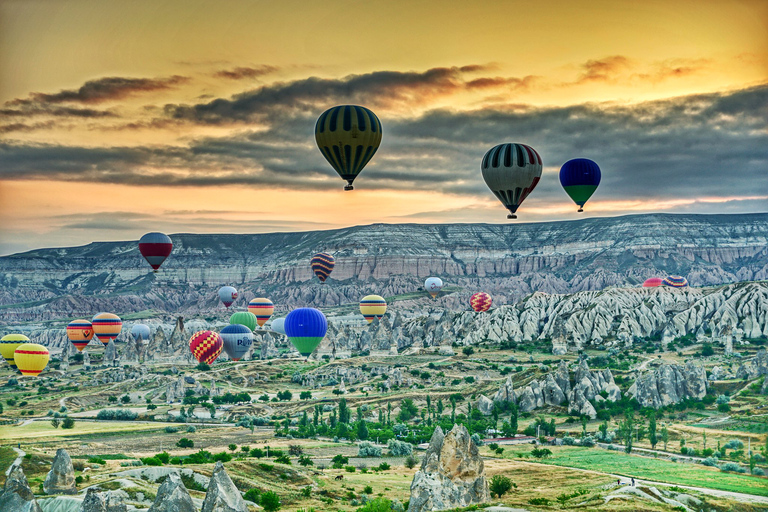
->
177;438;194;448
108;396;117;403
450;397;456;423
298;455;313;466
300;391;312;400
648;413;658;449
661;426;669;451
404;454;419;469
462;346;475;356
50;418;60;429
387;401;392;425
581;415;588;437
436;398;444;415
120;395;131;404
531;448;552;458
228;444;237;452
489;475;514;498
397;399;418;422
509;403;518;434
620;409;634;454
260;491;280;512
62;417;75;429
339;398;350;424
357;420;369;440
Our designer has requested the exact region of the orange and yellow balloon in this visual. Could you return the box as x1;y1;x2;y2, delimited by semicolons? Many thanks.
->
14;343;49;377
248;298;274;327
0;334;29;371
67;319;94;352
92;313;122;346
359;295;387;323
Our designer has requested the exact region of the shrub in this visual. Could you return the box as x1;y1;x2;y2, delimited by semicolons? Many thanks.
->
580;436;595;447
488;443;499;451
356;497;392;512
176;438;194;448
87;457;106;465
62;417;75;429
377;462;390;471
701;457;718;467
196;362;210;371
244;488;261;503
213;452;232;463
96;409;137;421
719;462;746;473
75;475;84;484
358;441;382;457
165;426;179;433
753;467;765;476
155;452;170;464
260;490;280;511
716;395;730;405
471;433;483;446
388;439;413;456
332;454;349;465
404;454;419;469
529;498;551;506
258;463;274;472
562;436;576;446
186;425;196;433
489;475;514;498
345;465;356;472
724;439;744;450
141;457;163;466
531;448;552;459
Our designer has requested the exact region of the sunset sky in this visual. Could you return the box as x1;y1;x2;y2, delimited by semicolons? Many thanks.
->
1;0;766;255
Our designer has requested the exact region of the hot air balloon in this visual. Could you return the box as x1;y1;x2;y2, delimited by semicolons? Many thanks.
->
92;313;122;346
559;158;601;212
189;330;223;365
425;277;443;299
359;295;387;323
285;308;328;358
131;324;151;342
138;232;173;272
14;343;49;377
662;275;688;288
315;105;382;191
470;292;492;312
248;298;274;327
229;312;258;332
0;334;29;371
67;320;94;352
481;143;542;219
271;318;286;335
219;286;238;308
643;277;663;288
220;324;253;361
311;253;335;283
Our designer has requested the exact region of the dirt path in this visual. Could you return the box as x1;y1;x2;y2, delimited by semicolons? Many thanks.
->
5;447;25;476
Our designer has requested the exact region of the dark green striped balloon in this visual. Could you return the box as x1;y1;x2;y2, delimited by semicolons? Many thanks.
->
315;105;382;191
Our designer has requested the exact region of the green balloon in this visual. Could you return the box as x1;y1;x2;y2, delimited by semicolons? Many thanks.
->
229;312;257;332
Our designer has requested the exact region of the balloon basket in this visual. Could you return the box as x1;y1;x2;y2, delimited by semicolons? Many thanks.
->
344;184;354;191
507;214;517;219
578;208;584;212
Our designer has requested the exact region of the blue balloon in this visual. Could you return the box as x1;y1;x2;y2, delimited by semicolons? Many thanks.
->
131;324;151;342
559;158;601;212
284;308;328;356
219;324;253;361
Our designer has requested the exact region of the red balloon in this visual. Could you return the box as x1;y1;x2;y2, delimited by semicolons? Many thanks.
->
643;277;663;287
189;330;223;365
139;232;173;271
470;292;492;312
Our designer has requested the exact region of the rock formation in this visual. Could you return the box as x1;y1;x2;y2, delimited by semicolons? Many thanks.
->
201;461;248;512
0;464;42;512
43;448;77;495
148;472;196;512
492;376;516;404
81;487;127;512
630;362;708;408
476;395;493;416
407;425;489;512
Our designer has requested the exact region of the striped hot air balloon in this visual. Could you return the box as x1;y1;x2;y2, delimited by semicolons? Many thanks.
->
67;320;94;352
311;253;335;283
360;295;387;323
643;277;663;288
0;334;29;370
189;330;223;365
220;324;253;361
315;105;383;191
230;311;258;332
92;313;122;346
425;277;443;298
138;232;173;272
285;308;328;358
662;275;688;288
470;292;492;312
219;286;238;308
481;143;542;219
248;298;274;327
131;324;151;342
14;343;49;377
559;158;601;212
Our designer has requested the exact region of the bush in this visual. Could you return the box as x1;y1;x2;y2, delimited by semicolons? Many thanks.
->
155;452;170;464
471;433;483;446
377;462;390;471
701;457;718;467
141;457;163;466
62;417;75;429
345;465;356;472
244;488;261;503
75;475;84;485
186;425;196;433
489;475;514;498
177;438;194;448
388;439;413;456
358;441;382;457
719;462;746;473
356;497;392;512
196;362;210;371
531;448;552;459
363;485;373;495
529;498;551;506
213;452;232;463
165;426;179;433
258;463;274;472
753;467;765;476
716;394;730;405
580;436;595;447
562;436;576;446
724;439;744;450
96;409;138;421
260;490;281;511
404;454;419;469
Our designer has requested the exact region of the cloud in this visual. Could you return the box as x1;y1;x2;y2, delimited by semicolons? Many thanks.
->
0;105;116;118
214;65;279;80
576;55;632;83
9;75;189;105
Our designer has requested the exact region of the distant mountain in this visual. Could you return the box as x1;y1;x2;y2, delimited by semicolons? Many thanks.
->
1;213;767;325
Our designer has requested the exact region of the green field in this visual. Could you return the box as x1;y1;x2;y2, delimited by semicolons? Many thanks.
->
0;420;173;440
510;446;768;497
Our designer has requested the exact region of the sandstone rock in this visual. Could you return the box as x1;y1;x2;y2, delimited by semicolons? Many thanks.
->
148;472;196;512
517;386;536;413
476;395;494;416
407;425;489;512
201;461;248;512
631;363;708;408
81;487;127;512
492;376;516;404
568;387;597;419
542;373;566;406
43;448;77;495
0;464;42;512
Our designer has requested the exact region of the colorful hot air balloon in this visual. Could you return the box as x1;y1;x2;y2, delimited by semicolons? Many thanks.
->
359;295;387;323
14;343;49;377
315;105;383;191
131;324;151;342
470;292;492;312
92;313;122;346
559;158;601;212
311;253;335;283
67;320;94;352
229;312;258;332
219;286;238;308
643;277;663;288
271;318;286;335
0;334;29;370
189;330;223;365
425;277;443;299
285;308;328;357
248;298;274;327
138;232;173;272
220;324;253;361
662;275;688;288
481;143;542;219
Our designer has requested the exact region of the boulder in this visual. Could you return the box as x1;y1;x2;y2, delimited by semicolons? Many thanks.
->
149;472;196;512
476;395;494;416
605;383;622;402
542;373;566;406
568;387;597;419
43;448;77;495
517;386;537;413
80;487;127;512
492;376;516;404
0;464;42;512
201;461;248;512
407;425;489;512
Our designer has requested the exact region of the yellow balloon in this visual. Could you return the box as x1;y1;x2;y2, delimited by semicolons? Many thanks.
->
0;334;30;370
359;295;387;323
14;343;49;377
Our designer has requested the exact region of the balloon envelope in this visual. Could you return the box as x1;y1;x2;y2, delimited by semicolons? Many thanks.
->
271;318;286;335
662;275;688;288
0;334;29;370
131;324;151;342
219;286;238;308
220;324;253;361
67;320;94;352
425;277;443;298
92;313;122;345
189;330;223;365
359;295;387;323
285;308;328;357
315;105;382;190
229;312;258;332
139;232;173;271
481;143;542;219
470;292;492;312
643;277;663;288
310;253;335;282
248;298;274;327
559;158;601;211
14;343;49;377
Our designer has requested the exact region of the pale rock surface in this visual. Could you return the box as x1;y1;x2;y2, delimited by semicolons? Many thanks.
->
0;464;42;512
201;462;248;512
148;472;196;512
631;362;708;408
44;448;77;495
476;395;494;416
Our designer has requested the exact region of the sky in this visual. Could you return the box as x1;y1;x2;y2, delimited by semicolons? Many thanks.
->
0;0;766;255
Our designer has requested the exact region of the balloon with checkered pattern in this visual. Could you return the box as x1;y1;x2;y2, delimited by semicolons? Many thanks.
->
189;330;223;365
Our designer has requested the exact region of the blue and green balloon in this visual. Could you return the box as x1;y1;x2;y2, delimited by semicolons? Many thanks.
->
559;158;601;212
